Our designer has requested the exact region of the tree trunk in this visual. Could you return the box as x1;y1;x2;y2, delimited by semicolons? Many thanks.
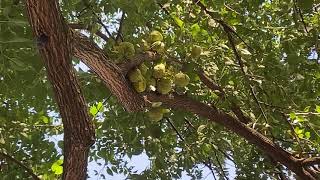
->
25;1;95;179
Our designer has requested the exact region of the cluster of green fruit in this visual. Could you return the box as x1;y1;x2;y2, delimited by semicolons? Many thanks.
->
126;30;192;122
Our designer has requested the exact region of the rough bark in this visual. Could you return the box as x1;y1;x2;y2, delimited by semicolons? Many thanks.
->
70;31;317;179
24;0;318;179
25;1;95;179
147;93;315;180
72;32;147;112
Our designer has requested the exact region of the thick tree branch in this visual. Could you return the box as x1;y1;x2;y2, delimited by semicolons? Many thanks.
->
0;152;40;180
71;31;145;112
146;93;316;180
25;1;95;179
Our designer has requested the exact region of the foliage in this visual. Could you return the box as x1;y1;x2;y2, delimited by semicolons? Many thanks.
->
0;0;319;179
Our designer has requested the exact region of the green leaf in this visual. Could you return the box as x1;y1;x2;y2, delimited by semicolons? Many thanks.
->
96;101;104;112
305;132;311;139
289;112;296;120
197;125;206;134
90;105;98;116
41;116;49;124
51;159;63;175
316;105;320;113
106;167;113;176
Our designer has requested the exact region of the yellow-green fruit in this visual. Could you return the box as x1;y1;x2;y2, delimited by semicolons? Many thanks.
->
139;63;149;75
149;30;163;43
153;63;166;79
147;107;164;122
147;78;156;91
174;72;190;87
151;41;165;53
133;77;147;93
191;45;202;58
128;68;143;82
157;77;172;94
118;42;135;58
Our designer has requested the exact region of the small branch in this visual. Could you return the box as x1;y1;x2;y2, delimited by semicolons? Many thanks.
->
203;159;218;180
214;151;229;180
166;118;185;141
115;12;125;42
301;157;320;167
69;23;109;41
192;0;253;51
97;18;116;42
0;152;40;180
118;51;159;74
293;1;309;34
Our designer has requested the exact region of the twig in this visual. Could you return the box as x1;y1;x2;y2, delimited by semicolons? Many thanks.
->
166;118;185;141
0;152;40;180
192;0;253;51
115;12;125;42
301;157;320;167
214;151;229;180
293;0;309;34
69;23;109;41
203;159;217;180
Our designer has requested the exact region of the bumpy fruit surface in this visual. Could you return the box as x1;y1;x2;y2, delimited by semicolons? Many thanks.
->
128;68;143;82
151;41;165;53
118;42;135;58
147;107;164;122
153;63;166;78
175;72;190;87
133;77;146;93
139;63;149;75
191;45;202;58
149;30;163;43
157;77;172;94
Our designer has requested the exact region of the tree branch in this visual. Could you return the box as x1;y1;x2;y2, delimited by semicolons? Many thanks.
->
146;92;316;179
115;12;125;42
69;23;109;41
71;31;145;112
0;152;40;180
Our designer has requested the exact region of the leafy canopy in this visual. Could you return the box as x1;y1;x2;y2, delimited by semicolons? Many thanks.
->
0;0;319;179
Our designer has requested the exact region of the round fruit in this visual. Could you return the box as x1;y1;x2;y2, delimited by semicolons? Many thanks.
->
128;68;143;82
174;72;190;87
149;30;163;43
139;63;149;75
157;77;172;94
147;107;164;122
151;41;165;53
191;45;202;58
133;77;146;93
153;63;166;79
118;42;135;58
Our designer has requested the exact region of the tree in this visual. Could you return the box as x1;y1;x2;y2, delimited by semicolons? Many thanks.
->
0;0;319;179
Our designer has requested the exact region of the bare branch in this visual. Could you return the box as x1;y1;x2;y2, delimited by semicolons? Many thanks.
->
0;152;40;180
116;12;126;42
69;23;109;41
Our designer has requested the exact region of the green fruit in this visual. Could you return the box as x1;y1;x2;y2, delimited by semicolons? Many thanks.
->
147;77;157;91
149;30;163;43
139;63;149;75
174;72;190;87
133;77;147;93
128;68;143;82
147;107;164;122
118;42;135;58
157;77;172;94
151;41;165;53
153;63;166;79
191;45;202;58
